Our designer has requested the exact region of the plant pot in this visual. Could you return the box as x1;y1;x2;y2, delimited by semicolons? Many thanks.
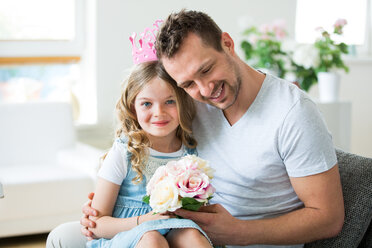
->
317;72;340;102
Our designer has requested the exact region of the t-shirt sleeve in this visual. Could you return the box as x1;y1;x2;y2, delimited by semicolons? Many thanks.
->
278;97;337;177
97;141;128;185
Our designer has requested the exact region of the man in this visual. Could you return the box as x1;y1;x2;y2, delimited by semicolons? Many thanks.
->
48;10;344;248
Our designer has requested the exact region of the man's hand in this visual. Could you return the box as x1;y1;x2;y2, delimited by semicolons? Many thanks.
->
174;204;242;246
80;192;98;240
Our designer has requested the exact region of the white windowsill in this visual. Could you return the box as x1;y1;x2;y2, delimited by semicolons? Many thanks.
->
344;56;372;64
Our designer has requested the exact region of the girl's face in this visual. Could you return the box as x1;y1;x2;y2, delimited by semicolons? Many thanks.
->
134;77;180;141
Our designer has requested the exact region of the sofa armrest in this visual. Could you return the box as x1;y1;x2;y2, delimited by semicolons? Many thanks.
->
305;149;372;248
0;182;3;198
359;219;372;247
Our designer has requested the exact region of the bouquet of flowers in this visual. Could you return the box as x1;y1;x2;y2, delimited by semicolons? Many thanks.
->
143;155;215;213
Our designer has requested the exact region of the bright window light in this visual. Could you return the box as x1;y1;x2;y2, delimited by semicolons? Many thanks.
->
295;0;367;45
0;0;75;40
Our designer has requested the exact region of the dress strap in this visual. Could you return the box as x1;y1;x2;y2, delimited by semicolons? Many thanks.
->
183;146;198;156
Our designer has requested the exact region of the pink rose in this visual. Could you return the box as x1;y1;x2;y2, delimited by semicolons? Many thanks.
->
176;168;211;199
195;184;216;201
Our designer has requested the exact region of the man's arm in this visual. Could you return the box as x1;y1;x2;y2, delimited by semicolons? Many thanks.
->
174;164;344;246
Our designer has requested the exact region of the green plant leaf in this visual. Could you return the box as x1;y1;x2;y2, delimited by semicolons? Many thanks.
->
181;197;204;211
142;195;150;204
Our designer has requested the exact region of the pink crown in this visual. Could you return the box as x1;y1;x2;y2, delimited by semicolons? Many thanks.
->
129;20;163;65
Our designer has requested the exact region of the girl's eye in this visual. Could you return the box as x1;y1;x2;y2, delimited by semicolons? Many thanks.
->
142;102;152;107
166;99;176;105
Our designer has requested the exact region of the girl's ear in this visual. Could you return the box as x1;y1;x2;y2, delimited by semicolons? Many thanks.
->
221;32;235;55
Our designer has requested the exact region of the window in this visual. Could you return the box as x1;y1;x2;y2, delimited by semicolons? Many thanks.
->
0;0;96;124
295;0;371;57
0;0;75;41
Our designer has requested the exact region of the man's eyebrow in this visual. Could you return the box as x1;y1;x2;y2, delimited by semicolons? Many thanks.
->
178;80;193;88
196;60;212;74
178;60;212;87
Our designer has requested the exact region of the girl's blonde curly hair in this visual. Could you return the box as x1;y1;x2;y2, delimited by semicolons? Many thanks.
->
114;61;196;184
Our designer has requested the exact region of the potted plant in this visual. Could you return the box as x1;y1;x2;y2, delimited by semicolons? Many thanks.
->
240;19;290;78
291;19;349;100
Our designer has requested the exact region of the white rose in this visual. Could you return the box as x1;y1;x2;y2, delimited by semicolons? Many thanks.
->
181;155;215;179
149;177;181;213
293;44;320;69
146;166;168;196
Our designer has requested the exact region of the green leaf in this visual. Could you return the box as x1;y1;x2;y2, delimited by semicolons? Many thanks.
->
241;41;253;60
181;197;204;211
142;195;150;204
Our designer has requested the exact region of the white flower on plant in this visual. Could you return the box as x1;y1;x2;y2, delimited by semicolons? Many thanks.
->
292;44;320;69
334;18;347;28
149;177;181;213
281;39;296;53
284;71;297;82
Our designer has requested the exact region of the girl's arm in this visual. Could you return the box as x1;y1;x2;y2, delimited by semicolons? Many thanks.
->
87;177;170;239
87;177;137;239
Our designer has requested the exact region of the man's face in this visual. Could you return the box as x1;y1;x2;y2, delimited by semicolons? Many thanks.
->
161;33;241;110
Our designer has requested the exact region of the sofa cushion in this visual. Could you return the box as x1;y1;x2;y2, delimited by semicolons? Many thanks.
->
359;221;372;247
0;164;95;237
0;165;95;219
305;149;372;248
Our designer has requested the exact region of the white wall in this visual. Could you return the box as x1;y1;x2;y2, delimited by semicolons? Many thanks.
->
308;60;372;157
80;0;372;158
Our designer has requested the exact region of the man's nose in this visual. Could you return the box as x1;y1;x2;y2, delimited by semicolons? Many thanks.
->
196;80;214;97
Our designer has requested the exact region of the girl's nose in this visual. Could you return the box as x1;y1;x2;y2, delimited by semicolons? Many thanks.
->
153;104;164;116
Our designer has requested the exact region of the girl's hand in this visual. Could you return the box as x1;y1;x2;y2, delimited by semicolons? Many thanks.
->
139;210;175;224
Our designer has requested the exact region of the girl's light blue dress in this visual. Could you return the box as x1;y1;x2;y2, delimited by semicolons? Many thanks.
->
86;139;212;248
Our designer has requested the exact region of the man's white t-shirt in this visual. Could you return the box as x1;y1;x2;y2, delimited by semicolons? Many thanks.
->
192;74;337;248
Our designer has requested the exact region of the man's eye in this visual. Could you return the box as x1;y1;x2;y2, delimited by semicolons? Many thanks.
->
166;99;176;105
183;81;194;89
202;67;211;74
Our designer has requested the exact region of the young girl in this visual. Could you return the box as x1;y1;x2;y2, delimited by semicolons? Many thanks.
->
86;59;212;248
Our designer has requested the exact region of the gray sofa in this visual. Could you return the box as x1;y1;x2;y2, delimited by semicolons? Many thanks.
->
305;149;372;248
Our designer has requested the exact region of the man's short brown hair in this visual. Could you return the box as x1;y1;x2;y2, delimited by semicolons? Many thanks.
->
156;9;223;59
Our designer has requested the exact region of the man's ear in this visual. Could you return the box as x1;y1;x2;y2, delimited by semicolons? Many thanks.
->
221;32;235;54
